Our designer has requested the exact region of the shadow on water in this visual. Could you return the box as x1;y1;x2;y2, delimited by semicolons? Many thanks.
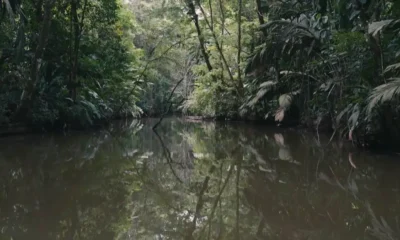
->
0;117;399;239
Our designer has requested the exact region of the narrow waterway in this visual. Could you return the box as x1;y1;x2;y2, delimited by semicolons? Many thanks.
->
0;118;399;240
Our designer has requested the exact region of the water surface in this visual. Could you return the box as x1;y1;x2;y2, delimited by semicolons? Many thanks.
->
0;118;399;240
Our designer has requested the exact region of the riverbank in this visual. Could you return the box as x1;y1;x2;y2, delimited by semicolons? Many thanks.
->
1;114;398;153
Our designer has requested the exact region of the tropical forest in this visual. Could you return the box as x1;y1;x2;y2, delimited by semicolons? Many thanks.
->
1;0;400;147
1;0;400;239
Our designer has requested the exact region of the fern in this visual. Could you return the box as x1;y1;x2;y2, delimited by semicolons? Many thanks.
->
366;78;400;115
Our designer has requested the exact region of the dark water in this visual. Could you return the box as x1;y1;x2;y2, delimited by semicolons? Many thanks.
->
0;118;400;240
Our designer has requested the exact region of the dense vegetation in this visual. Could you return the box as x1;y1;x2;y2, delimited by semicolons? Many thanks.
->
1;0;144;129
1;0;400;148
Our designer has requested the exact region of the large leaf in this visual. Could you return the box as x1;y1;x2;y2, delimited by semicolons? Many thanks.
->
368;20;400;37
1;0;21;24
384;63;400;75
259;80;278;89
275;108;285;122
280;70;317;81
246;81;278;107
80;100;101;119
279;94;292;109
260;20;317;38
366;78;400;115
336;104;355;125
3;0;14;23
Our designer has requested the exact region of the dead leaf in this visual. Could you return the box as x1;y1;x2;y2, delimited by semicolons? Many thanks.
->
275;108;285;122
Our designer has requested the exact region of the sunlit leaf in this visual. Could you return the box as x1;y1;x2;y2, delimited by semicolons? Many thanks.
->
278;94;292;108
274;108;285;122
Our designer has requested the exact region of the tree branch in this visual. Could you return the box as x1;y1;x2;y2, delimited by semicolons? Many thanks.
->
152;77;185;129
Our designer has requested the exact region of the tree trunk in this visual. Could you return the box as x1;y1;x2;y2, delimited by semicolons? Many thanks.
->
70;0;88;101
187;2;213;72
360;2;383;81
197;4;236;88
15;0;55;120
255;0;265;25
237;0;243;94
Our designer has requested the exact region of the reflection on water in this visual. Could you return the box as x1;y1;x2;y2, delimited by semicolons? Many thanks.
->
0;118;400;239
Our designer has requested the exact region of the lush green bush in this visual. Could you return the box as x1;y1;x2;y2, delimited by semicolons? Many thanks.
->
0;0;144;129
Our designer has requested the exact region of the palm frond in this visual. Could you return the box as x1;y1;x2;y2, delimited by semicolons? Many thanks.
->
278;94;292;108
368;19;400;37
3;0;14;23
245;43;274;75
366;78;400;115
80;100;101;119
247;81;278;107
275;108;285;122
246;16;322;76
384;63;400;75
1;0;21;24
260;19;320;40
262;18;321;57
259;80;278;89
280;70;317;81
336;103;354;125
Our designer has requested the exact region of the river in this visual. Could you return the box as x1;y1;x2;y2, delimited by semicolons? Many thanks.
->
0;118;399;239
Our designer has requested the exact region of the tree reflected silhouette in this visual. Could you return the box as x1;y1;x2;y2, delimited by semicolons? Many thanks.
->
0;118;399;240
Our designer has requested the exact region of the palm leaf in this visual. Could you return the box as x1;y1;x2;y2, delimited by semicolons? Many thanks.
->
2;0;22;24
245;43;274;74
260;20;318;39
3;0;14;23
280;70;317;81
247;88;268;107
246;81;278;107
259;80;278;89
336;103;354;125
366;78;400;115
368;19;400;37
261;18;321;58
275;108;285;122
247;16;321;76
279;94;292;109
384;63;400;75
80;100;101;119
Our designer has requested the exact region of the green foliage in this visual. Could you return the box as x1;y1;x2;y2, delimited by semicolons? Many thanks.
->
2;0;400;147
0;0;144;128
239;0;400;147
367;78;400;115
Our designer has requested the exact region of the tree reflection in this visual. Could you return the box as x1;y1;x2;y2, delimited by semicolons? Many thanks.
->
125;120;400;240
0;120;144;239
0;119;399;240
